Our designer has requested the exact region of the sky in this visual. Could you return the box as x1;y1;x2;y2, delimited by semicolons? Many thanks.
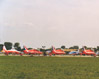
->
0;0;99;48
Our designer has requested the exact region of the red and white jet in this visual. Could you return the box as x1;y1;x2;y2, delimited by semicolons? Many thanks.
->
3;46;22;55
49;46;65;56
23;46;42;55
80;47;96;56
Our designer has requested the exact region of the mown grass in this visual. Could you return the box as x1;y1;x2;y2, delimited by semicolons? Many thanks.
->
0;56;99;79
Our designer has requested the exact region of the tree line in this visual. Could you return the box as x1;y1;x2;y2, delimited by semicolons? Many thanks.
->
0;42;21;51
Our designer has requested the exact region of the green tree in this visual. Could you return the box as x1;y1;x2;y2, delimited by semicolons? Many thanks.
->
61;45;65;49
83;46;87;49
73;46;79;49
14;42;22;51
14;42;20;48
69;47;74;49
17;47;22;51
93;48;97;53
0;44;3;51
97;46;99;51
28;48;33;50
4;42;13;50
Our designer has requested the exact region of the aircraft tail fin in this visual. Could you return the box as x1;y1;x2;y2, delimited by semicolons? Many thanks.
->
52;46;55;50
82;46;86;51
3;46;7;52
23;46;28;50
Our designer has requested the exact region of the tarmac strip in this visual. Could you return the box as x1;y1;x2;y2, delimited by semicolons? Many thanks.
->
0;54;98;57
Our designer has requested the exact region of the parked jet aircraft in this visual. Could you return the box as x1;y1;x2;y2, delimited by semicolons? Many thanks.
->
69;51;79;55
3;46;22;55
49;46;65;55
23;46;42;55
80;48;96;56
96;51;99;56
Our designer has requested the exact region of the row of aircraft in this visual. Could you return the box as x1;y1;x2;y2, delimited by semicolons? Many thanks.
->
3;46;42;56
69;47;96;56
2;46;97;56
2;46;65;56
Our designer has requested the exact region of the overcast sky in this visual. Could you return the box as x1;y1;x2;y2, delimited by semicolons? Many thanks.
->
0;0;99;48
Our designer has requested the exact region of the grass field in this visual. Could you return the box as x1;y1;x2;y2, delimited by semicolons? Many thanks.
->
0;56;99;79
